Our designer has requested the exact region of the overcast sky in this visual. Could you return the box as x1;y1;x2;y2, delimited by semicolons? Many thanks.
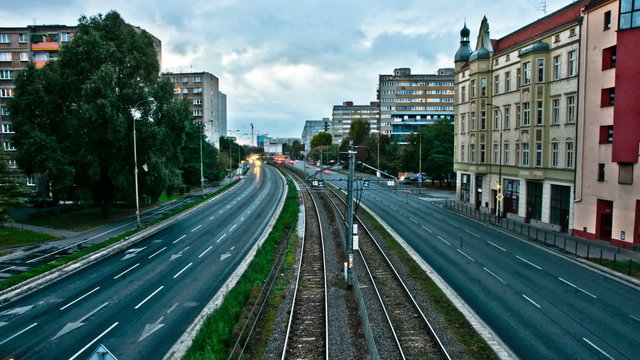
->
1;0;575;142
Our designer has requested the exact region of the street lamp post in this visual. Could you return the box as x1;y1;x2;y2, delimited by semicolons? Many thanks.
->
227;130;239;177
131;98;155;227
487;103;503;217
419;128;422;188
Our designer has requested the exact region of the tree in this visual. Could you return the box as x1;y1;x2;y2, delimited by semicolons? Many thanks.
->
310;132;332;148
348;118;370;146
0;150;26;223
9;11;192;218
180;122;221;192
422;118;454;186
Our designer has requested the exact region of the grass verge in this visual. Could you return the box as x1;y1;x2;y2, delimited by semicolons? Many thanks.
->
0;227;61;249
24;207;133;232
587;258;640;280
183;178;299;360
360;209;499;360
0;180;240;293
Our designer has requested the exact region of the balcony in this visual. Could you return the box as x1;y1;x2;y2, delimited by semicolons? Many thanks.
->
31;42;59;51
33;60;47;68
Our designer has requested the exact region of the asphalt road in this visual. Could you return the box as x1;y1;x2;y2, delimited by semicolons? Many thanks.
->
0;164;285;360
294;162;639;360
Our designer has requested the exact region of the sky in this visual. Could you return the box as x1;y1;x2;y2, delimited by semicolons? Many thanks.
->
1;0;576;143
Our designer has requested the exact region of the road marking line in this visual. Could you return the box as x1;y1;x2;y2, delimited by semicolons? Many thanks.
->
217;234;226;243
483;267;507;285
582;338;614;360
114;263;140;279
60;287;101;310
240;216;245;221
209;216;215;220
630;314;640;322
135;286;164;309
487;241;506;251
558;278;597;298
68;322;118;360
230;224;237;231
516;255;542;270
173;263;193;279
457;249;475;261
522;294;541;308
421;225;433;233
409;217;418;224
0;322;38;345
199;246;213;258
218;210;223;214
1;266;15;272
148;246;167;259
173;235;187;244
437;236;451;245
465;229;480;237
191;225;202;232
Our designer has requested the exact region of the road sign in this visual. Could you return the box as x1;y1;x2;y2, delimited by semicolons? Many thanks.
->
88;344;118;360
387;181;395;186
363;180;370;188
497;193;504;200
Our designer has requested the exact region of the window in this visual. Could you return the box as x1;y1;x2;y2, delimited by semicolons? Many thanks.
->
61;33;72;42
566;141;574;168
554;34;561;43
598;163;606;181
494;109;500;130
193;87;203;94
1;106;8;116
516;104;521;127
602;46;617;69
504;106;511;129
493;143;499;164
181;88;189;94
504;143;510;165
494;75;500;95
471;112;476;131
537;59;545;82
0;70;11;79
567;95;576;123
552;98;560;125
604;10;612;30
20;52;28;61
551;142;559;167
0;88;14;97
522;143;530;166
193;98;202;105
515;143;520;166
480;111;486;130
2;123;12;133
480;77;487;96
461;144;465;162
619;0;640;29
535;143;542;167
599;125;614;143
470;79;476;98
523;102;531;126
19;33;28;43
480;144;486;163
181;77;189;83
536;101;544;125
517;68;521;88
26;175;35;186
461;85;466;102
523;62;531;85
470;144;476;162
553;55;561;80
568;50;577;76
0;53;11;62
3;141;15;151
7;159;17;168
193;76;202;82
460;114;466;133
570;28;577;37
505;71;511;92
619;163;634;184
601;87;615;106
193;109;203;116
0;34;9;43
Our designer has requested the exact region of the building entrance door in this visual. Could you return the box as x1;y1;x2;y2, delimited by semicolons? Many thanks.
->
596;199;613;241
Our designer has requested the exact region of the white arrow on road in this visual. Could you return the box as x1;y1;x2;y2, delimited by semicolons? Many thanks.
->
0;322;7;328
220;252;232;261
170;246;190;261
0;305;33;316
122;247;147;260
138;302;178;342
53;302;109;339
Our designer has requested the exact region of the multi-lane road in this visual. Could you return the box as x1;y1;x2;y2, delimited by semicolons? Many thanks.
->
295;162;639;360
0;164;285;359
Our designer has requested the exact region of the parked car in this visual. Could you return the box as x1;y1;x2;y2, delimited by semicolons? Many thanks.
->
25;195;59;208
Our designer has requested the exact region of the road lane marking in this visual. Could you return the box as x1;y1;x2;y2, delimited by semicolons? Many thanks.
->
54;302;109;339
60;287;100;310
1;266;15;272
483;267;507;285
173;235;187;244
582;338;614;360
191;225;202;232
558;278;597;298
173;263;193;279
199;246;213;258
465;229;480;238
437;236;451;245
217;234;226;243
487;241;506;251
522;294;541;308
148;246;167;259
0;322;38;345
630;314;640;322
421;225;433;234
68;322;119;360
409;217;418;224
135;286;164;309
516;255;542;270
230;224;237;231
209;216;215;220
114;263;140;279
457;249;475;261
218;210;223;214
240;216;245;221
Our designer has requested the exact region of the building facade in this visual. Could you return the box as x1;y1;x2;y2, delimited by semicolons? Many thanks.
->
163;72;225;149
331;101;379;144
301;118;331;152
573;0;640;250
378;68;455;139
454;1;587;232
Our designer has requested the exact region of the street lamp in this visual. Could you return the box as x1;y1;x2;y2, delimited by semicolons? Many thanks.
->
227;129;239;177
131;98;155;227
487;103;503;217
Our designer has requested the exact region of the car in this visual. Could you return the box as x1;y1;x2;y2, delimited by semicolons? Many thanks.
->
25;195;59;208
400;176;419;184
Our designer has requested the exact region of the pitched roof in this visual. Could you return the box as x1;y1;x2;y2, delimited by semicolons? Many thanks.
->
492;0;588;54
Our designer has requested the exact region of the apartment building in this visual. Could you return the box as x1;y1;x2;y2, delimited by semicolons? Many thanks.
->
331;101;379;144
573;0;640;250
302;118;331;152
454;1;587;232
162;72;226;149
377;67;455;141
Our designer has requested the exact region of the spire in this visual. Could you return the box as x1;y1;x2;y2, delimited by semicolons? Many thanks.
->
454;22;472;63
469;16;492;61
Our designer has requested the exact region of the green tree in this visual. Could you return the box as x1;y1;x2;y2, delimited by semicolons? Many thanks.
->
422;118;454;186
0;150;26;223
9;11;191;217
180;122;221;192
348;118;370;146
310;132;332;148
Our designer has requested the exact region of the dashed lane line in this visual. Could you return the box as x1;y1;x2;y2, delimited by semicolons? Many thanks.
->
199;246;213;258
114;263;140;279
582;338;614;360
516;255;542;270
487;241;506;251
173;263;193;279
60;287;100;310
483;267;507;285
68;322;118;360
522;294;541;309
558;278;597;299
134;286;164;309
457;249;475;261
0;322;38;346
148;247;167;259
173;235;187;244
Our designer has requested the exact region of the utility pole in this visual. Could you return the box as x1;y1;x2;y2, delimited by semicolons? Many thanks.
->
346;141;355;287
250;123;254;147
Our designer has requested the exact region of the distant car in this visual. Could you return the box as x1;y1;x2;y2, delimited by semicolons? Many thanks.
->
400;176;419;184
26;195;59;208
